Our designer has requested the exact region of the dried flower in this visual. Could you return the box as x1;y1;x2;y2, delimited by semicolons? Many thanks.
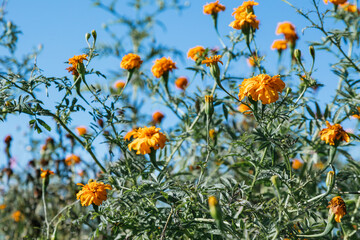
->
319;121;350;145
151;57;177;78
292;159;303;170
12;210;23;222
4;135;12;145
152;111;165;124
187;46;206;61
238;104;251;115
40;168;55;178
276;22;298;43
271;39;288;51
65;154;81;166
76;179;112;206
175;77;189;90
114;80;126;89
120;53;143;70
238;74;286;104
328;196;347;222
76;126;87;136
203;1;226;15
124;126;168;155
66;54;88;76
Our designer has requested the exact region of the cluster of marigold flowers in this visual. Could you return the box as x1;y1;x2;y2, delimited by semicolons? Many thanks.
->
324;0;359;13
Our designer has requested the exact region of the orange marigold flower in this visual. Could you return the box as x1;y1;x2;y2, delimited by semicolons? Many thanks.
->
328;196;347;223
319;121;350;145
187;46;206;61
247;55;258;67
12;210;23;222
276;22;298;43
65;154;81;166
202;55;223;66
323;0;347;5
231;1;259;19
238;74;285;104
114;80;126;89
208;196;218;207
0;204;6;210
76;179;112;207
124;126;168;155
151;57;177;78
175;77;189;90
292;159;303;170
352;107;360;119
229;12;259;30
238;104;252;115
40;168;55;178
314;161;325;170
271;39;288;50
120;53;143;70
66;54;88;75
76;126;87;136
152;111;165;124
203;1;226;15
209;129;216;140
341;3;359;13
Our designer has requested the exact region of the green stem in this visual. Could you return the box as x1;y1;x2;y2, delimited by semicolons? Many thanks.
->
249;146;268;194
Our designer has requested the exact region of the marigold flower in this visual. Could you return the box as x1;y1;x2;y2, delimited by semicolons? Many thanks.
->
314;161;325;170
76;179;112;207
209;129;216;139
271;39;288;51
229;12;259;30
231;1;259;18
203;1;226;15
292;159;303;170
323;0;347;5
0;204;6;210
152;111;165;124
238;74;286;104
76;126;87;136
78;170;85;177
340;3;359;13
202;55;223;66
238;104;251;115
65;154;81;166
187;46;206;61
319;121;350;145
276;22;298;43
328;196;347;222
124;126;168;155
120;53;143;70
12;210;23;222
353;107;360;119
247;55;258;67
40;168;55;178
175;77;189;90
151;57;177;78
208;196;218;207
66;54;88;75
114;80;126;89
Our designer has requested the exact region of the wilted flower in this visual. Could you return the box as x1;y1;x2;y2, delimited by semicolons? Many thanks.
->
124;126;168;155
66;54;88;76
40;168;54;178
120;53;143;70
292;159;303;170
276;22;298;43
4;135;12;145
12;210;23;222
76;126;87;136
113;80;126;90
319;121;350;145
187;46;206;61
65;154;81;166
151;57;177;78
328;196;347;222
152;111;165;124
271;39;288;51
203;1;226;15
175;77;189;90
76;179;112;207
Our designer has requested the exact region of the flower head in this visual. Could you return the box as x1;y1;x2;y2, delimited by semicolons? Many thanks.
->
151;57;177;78
229;12;259;30
12;210;23;222
232;1;259;18
120;53;143;70
276;22;298;43
340;3;359;13
202;55;223;67
66;54;88;76
175;77;189;90
40;168;55;179
203;1;226;15
209;129;216;140
76;126;87;136
124;126;168;155
76;179;112;207
319;121;350;145
238;104;252;115
238;74;285;104
208;196;218;207
65;154;81;166
114;80;126;90
152;111;165;124
247;54;259;67
0;204;6;210
323;0;348;5
271;39;288;51
187;46;206;61
352;107;360;119
292;159;303;170
328;196;347;222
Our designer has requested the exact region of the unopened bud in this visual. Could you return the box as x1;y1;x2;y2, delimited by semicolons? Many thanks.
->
91;30;97;41
85;33;91;41
204;95;214;117
208;196;221;220
210;64;221;82
270;175;280;189
309;46;315;60
326;171;335;188
285;87;292;97
294;49;301;63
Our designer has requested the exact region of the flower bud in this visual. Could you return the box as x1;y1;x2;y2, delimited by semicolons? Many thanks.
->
208;196;221;220
326;171;335;188
91;30;97;41
309;46;315;60
294;49;301;63
85;33;91;41
209;64;221;82
270;175;280;189
204;95;214;117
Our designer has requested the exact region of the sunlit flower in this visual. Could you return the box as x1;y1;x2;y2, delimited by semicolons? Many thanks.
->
314;161;325;170
152;111;165;124
151;57;177;78
292;159;303;170
202;55;223;66
231;1;259;18
12;210;23;222
238;74;285;104
120;53;143;70
76;126;87;136
65;154;81;166
238;104;252;115
340;3;359;13
247;55;258;67
124;126;168;155
113;80;126;89
276;22;298;43
203;1;226;15
319;121;350;145
229;12;259;30
323;0;348;5
76;179;112;207
328;196;347;222
175;77;189;90
209;129;216;140
0;204;6;210
271;39;288;51
187;46;206;61
352;107;360;119
66;54;88;76
40;168;55;178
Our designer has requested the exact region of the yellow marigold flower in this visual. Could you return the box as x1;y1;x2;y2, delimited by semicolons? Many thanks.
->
292;159;303;170
229;12;259;30
12;210;23;222
40;168;55;178
202;55;223;66
114;80;126;89
209;129;216;140
238;74;286;104
175;77;189;90
319;121;350;145
152;111;165;124
203;1;226;15
66;54;88;76
65;154;81;166
187;46;206;61
76;179;112;207
124;126;168;155
208;196;218;207
328;196;347;223
238;104;251;115
120;53;143;70
323;0;347;5
151;57;177;78
231;1;259;18
271;39;288;50
341;3;359;13
276;22;298;43
352;107;360;119
76;126;87;136
0;204;6;210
